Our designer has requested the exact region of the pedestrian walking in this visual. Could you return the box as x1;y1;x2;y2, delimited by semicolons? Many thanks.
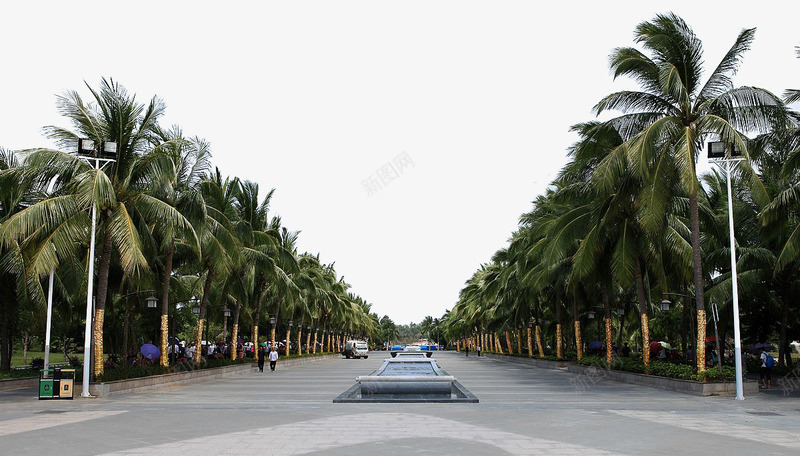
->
269;346;279;372
465;345;469;357
760;349;774;389
476;345;481;357
257;346;266;372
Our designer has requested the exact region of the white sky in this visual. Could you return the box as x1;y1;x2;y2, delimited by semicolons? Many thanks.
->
1;1;797;324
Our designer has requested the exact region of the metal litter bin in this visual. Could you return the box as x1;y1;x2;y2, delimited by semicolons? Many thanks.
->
39;368;76;400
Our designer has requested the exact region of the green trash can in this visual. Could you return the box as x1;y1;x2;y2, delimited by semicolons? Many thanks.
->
39;369;55;399
39;379;55;398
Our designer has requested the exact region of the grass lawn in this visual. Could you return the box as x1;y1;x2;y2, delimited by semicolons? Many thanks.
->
9;350;82;368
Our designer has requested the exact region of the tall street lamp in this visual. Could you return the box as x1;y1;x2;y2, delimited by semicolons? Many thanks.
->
708;140;745;401
76;138;116;397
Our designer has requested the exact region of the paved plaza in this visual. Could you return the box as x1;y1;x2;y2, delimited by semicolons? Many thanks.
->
1;351;798;455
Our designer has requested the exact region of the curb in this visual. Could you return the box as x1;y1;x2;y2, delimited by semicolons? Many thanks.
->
482;353;759;396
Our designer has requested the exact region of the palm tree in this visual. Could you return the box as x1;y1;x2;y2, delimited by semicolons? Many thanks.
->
0;148;39;371
146;126;206;366
594;14;786;371
2;79;197;376
194;169;239;362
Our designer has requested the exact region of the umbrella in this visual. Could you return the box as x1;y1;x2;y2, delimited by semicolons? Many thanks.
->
649;342;663;353
140;343;161;360
748;343;775;354
588;341;602;350
658;341;672;350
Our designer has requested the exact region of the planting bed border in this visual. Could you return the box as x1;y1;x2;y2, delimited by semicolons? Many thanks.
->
1;354;340;397
484;353;759;396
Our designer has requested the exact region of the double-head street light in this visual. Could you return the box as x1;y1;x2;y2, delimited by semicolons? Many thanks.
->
77;138;117;397
708;140;746;401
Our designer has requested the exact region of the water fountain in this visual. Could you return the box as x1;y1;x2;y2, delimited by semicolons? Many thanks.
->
333;348;478;403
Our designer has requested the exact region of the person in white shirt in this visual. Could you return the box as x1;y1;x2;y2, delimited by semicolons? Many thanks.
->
269;347;279;372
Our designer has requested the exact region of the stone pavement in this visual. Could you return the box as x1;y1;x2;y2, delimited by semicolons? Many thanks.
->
1;351;798;455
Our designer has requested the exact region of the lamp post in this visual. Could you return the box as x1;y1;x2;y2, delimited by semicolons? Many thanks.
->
269;316;276;348
287;320;293;357
43;270;55;375
76;138;116;397
223;308;231;343
708;140;746;401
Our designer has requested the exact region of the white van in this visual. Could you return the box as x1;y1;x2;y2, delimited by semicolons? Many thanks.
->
343;340;369;359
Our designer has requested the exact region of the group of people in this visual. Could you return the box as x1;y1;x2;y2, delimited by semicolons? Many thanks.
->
464;345;481;357
171;341;247;361
257;345;280;372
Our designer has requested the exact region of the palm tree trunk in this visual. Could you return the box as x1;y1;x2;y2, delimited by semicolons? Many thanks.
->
312;329;318;354
634;258;650;366
159;240;174;367
271;299;281;349
231;299;241;360
556;295;563;359
93;225;114;377
616;304;624;352
127;298;136;358
602;287;613;365
326;327;331;352
535;325;545;357
285;319;292;357
252;283;265;356
305;328;311;355
22;330;29;366
689;190;706;373
0;296;10;372
122;296;130;364
297;316;304;356
779;295;789;367
526;327;533;357
195;268;214;363
573;293;583;361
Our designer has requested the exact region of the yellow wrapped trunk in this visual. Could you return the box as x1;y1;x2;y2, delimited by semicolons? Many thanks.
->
641;314;650;366
697;309;706;373
195;319;204;363
93;309;105;376
231;324;239;360
527;327;533;357
535;325;544;358
160;314;169;367
556;323;563;359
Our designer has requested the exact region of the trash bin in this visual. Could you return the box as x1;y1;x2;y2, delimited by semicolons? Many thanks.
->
39;368;75;400
39;376;55;399
58;369;75;399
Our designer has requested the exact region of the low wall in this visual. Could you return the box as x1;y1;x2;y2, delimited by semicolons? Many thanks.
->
3;354;340;398
485;353;759;396
483;353;568;370
0;376;38;392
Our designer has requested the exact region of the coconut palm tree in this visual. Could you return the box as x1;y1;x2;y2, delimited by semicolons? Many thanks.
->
594;14;786;371
0;148;39;371
145;126;206;366
193;169;239;362
2;79;198;376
